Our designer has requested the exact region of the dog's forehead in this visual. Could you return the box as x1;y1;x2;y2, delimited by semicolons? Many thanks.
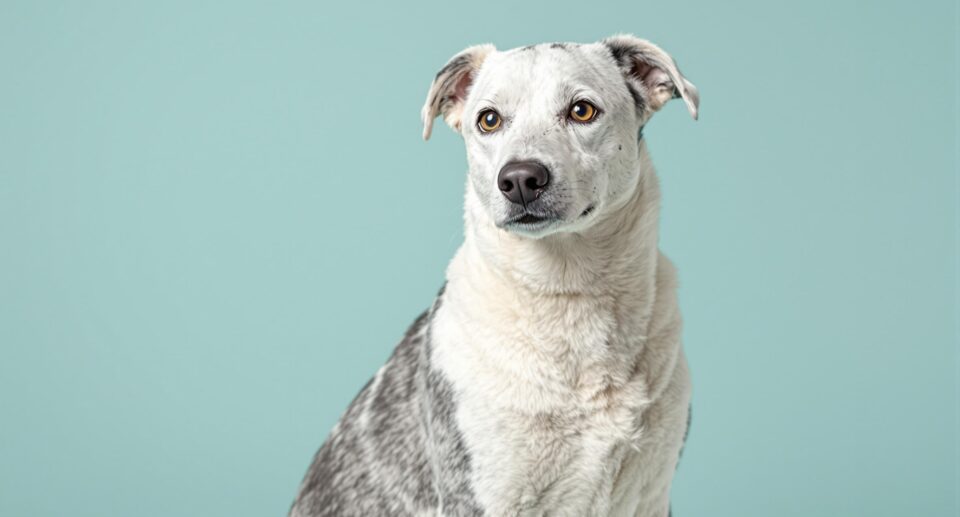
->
472;43;622;104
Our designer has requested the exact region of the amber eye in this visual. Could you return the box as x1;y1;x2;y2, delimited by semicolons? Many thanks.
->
569;101;598;123
477;109;502;133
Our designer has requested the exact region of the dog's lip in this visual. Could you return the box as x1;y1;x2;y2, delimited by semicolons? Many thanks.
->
517;213;548;224
504;212;555;226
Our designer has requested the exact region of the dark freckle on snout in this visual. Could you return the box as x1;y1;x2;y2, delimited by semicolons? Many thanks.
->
618;145;622;150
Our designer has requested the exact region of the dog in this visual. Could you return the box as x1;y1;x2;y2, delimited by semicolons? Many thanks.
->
289;34;698;517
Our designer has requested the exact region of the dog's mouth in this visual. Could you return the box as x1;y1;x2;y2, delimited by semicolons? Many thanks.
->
501;205;595;231
516;213;548;225
503;211;555;227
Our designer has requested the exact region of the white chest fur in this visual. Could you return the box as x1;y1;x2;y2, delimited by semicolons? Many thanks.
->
430;243;691;517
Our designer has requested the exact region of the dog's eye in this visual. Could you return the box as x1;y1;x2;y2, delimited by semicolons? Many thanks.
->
569;101;598;123
477;110;502;133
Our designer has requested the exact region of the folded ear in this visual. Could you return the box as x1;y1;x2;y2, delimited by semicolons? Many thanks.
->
602;35;699;120
421;44;496;140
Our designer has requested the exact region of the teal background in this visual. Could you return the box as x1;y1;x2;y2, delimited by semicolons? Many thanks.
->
1;1;957;515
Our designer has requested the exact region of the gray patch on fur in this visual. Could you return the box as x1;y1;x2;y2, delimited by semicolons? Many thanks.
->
435;54;471;81
626;82;646;112
289;286;482;517
604;41;649;114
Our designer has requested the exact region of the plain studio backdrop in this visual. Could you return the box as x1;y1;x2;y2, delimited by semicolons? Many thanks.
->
1;1;957;516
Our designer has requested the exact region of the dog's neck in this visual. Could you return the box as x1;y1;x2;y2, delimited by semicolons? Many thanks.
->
438;145;666;407
455;145;662;302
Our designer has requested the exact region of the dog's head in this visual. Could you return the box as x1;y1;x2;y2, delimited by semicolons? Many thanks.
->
422;35;698;239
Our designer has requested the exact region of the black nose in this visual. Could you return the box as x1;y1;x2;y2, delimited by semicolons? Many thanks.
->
497;161;550;207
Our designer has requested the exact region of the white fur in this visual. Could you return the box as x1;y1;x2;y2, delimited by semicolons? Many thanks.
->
423;38;697;516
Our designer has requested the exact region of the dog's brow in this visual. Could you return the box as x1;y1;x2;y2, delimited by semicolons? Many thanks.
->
475;95;499;108
564;85;605;108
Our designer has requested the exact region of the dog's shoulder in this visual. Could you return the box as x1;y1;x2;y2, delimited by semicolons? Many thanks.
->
290;287;484;517
289;309;436;516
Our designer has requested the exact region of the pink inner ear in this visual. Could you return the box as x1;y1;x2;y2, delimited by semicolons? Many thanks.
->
634;61;672;91
453;70;475;103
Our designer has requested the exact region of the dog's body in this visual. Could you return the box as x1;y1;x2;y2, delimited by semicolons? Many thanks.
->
291;36;698;517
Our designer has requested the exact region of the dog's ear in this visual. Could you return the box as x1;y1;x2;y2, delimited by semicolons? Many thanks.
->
421;44;496;140
602;35;699;120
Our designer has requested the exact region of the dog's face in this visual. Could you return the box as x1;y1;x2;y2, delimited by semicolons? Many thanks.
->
423;36;698;238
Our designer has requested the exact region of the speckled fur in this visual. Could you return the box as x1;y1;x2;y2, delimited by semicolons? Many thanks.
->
290;35;699;517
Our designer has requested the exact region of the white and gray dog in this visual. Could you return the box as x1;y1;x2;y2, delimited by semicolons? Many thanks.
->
290;34;699;517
